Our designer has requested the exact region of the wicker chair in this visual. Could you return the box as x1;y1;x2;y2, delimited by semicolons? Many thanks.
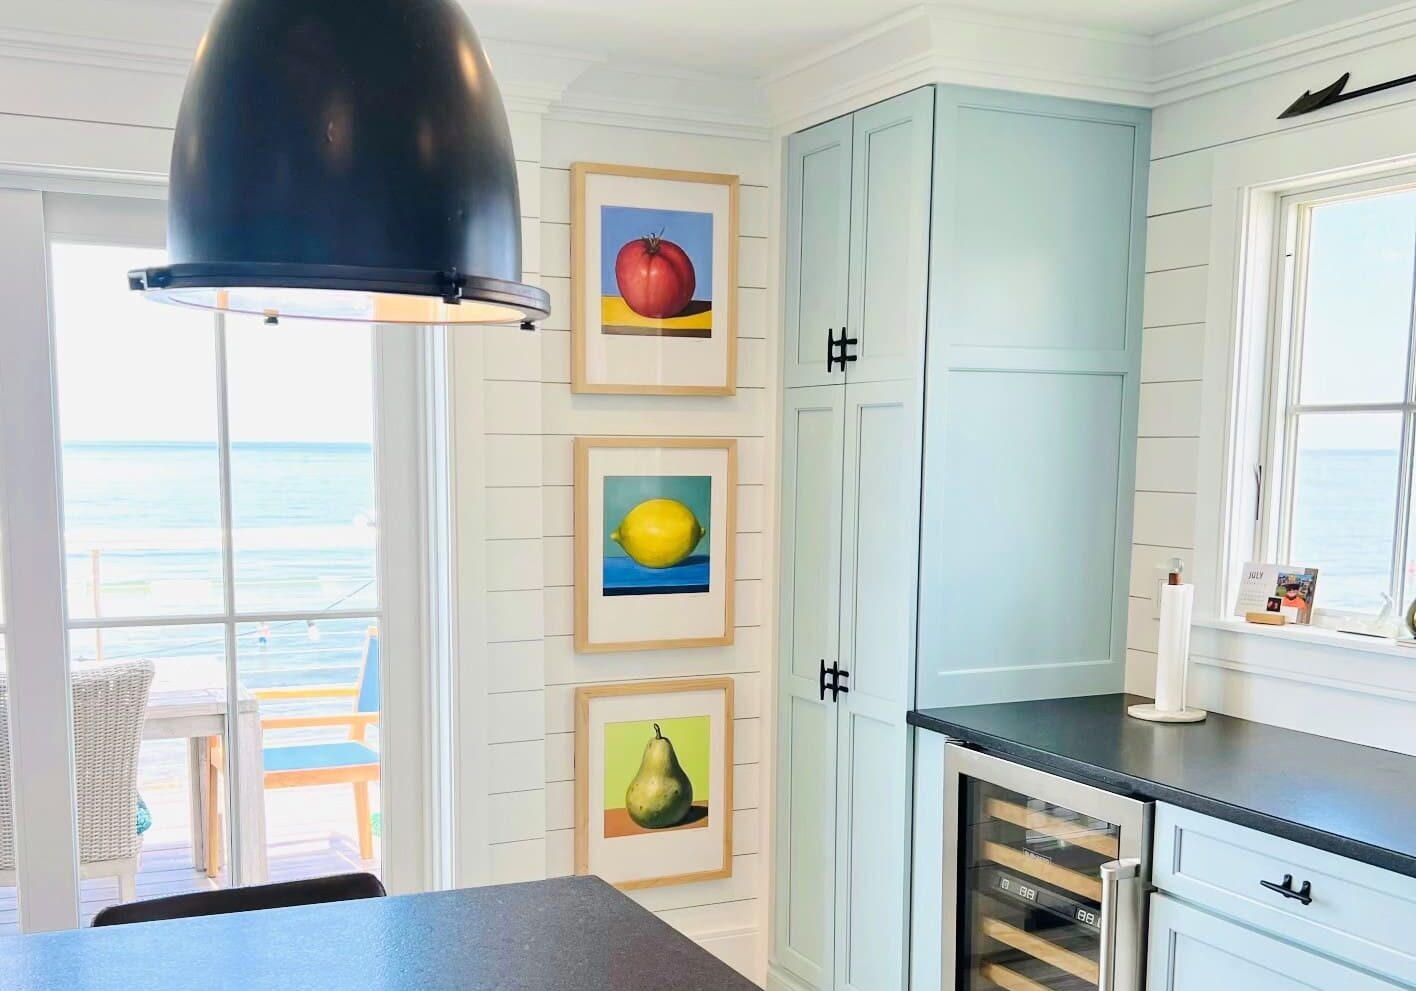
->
0;659;156;902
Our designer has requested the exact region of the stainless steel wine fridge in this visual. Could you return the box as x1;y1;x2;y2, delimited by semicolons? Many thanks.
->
942;745;1153;991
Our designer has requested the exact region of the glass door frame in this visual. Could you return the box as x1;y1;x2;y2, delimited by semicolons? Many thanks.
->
941;743;1152;991
0;185;442;931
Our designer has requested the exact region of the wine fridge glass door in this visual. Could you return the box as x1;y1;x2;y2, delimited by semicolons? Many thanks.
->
942;746;1151;991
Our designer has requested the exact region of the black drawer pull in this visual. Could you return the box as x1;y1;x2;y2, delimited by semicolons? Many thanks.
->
1260;874;1313;906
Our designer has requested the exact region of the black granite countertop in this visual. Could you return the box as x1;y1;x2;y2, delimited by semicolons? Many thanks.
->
0;876;760;991
909;693;1416;879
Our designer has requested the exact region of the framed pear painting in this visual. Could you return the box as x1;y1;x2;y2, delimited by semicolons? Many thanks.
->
575;678;734;889
574;437;736;653
571;162;738;395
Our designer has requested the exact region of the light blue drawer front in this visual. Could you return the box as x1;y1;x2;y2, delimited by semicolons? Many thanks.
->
1149;893;1402;991
1153;804;1416;987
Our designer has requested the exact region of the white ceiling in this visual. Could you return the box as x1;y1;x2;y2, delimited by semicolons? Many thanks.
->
464;0;1268;74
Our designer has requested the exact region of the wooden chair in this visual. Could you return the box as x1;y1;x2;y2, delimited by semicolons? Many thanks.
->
207;627;380;872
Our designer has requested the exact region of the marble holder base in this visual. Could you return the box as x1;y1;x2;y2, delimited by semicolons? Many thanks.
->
1128;703;1207;724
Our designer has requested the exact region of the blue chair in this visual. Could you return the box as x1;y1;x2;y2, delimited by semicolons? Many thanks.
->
208;627;380;866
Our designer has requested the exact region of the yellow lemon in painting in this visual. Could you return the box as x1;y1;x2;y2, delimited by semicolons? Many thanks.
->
610;499;705;569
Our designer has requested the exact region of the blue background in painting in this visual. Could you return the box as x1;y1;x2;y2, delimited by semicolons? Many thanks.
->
600;205;714;300
603;555;709;596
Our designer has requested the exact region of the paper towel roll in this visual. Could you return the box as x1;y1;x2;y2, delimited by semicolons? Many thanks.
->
1155;583;1194;713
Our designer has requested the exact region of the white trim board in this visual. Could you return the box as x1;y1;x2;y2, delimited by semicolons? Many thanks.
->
4;0;1416;141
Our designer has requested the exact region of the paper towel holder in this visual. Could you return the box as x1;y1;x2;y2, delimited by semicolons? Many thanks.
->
1130;558;1208;723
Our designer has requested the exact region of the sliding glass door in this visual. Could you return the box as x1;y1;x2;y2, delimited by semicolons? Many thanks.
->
0;190;430;932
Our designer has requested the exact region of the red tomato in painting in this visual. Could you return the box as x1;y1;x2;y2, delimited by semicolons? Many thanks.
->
614;234;696;319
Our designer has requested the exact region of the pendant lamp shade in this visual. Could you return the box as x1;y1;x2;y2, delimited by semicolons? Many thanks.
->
128;0;550;325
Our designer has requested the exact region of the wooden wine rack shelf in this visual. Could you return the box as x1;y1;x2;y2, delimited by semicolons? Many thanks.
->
980;960;1054;991
981;841;1104;901
981;916;1099;984
984;797;1120;858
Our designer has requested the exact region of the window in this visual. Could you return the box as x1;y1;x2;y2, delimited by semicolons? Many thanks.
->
48;241;384;922
1261;176;1416;617
0;187;443;933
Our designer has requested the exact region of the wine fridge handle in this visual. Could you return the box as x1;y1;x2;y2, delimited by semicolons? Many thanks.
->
1098;858;1143;991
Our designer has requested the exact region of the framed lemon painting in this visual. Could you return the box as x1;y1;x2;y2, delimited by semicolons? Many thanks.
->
575;678;734;889
574;437;736;653
570;162;738;396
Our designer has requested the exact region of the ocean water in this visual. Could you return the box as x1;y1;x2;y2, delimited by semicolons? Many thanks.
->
50;442;1404;670
60;441;378;692
1291;449;1406;613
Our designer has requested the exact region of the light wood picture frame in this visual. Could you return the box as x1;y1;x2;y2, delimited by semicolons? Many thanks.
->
575;678;735;890
574;436;737;653
571;162;739;395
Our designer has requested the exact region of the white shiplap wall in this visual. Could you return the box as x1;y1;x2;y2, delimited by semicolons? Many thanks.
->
1126;30;1416;755
473;114;775;981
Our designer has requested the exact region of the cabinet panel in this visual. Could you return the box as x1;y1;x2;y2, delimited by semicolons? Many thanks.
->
1148;894;1400;991
919;369;1126;705
916;88;1148;709
834;380;921;991
837;712;907;991
840;382;921;704
940;101;1139;352
846;88;934;384
779;387;845;683
777;695;838;987
784;117;852;388
1153;804;1416;987
774;386;845;989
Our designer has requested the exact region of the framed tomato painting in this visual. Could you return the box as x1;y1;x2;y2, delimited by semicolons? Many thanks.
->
571;163;738;395
574;437;736;653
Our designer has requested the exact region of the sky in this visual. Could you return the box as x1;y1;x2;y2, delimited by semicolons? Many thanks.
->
1296;187;1416;452
51;244;375;445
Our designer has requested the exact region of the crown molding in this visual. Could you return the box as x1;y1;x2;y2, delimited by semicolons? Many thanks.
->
1149;1;1416;104
0;26;191;76
3;0;1416;144
764;0;1416;131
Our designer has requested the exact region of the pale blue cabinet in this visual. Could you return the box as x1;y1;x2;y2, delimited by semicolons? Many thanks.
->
782;116;852;389
1150;804;1416;988
773;84;1150;991
773;385;843;989
915;88;1150;708
1149;894;1401;991
772;88;933;991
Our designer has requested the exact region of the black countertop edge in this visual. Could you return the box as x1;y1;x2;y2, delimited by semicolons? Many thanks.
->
908;699;1416;881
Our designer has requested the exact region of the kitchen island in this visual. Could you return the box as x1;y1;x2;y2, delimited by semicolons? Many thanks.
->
0;875;758;991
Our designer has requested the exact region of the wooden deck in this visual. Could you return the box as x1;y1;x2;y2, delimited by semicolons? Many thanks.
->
0;773;380;932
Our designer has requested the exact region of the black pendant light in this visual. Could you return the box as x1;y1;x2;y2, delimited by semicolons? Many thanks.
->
128;0;549;326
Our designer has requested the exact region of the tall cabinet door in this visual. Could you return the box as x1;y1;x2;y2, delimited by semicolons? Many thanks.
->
844;88;935;385
833;379;923;991
915;88;1150;708
773;385;846;989
783;117;853;389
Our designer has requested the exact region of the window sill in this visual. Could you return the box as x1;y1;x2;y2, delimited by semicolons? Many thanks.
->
1194;617;1416;662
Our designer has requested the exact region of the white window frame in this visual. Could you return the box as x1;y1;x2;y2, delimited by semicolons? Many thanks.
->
0;184;452;930
1255;170;1416;624
1193;113;1416;627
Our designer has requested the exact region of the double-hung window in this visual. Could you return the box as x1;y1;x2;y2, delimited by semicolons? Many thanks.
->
1260;174;1416;619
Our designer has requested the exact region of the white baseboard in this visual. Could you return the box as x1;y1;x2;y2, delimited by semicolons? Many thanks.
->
766;962;816;991
692;925;763;985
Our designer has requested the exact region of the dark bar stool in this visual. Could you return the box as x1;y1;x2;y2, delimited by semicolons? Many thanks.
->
91;872;385;927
